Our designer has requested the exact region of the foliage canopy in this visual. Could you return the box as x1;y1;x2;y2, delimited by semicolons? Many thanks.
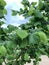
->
0;0;49;65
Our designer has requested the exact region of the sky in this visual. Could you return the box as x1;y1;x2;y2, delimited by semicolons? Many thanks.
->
2;0;38;28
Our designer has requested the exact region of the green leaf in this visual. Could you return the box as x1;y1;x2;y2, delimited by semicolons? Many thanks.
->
35;10;43;18
31;2;37;7
15;49;21;59
35;31;48;43
12;10;17;16
24;53;30;61
2;28;8;34
21;0;29;6
47;25;49;31
16;29;28;39
5;41;16;49
0;10;4;18
34;22;41;26
3;9;7;15
29;33;40;45
20;39;28;48
15;49;21;55
28;5;35;15
6;54;15;60
0;21;5;25
37;0;43;10
0;59;3;64
0;46;7;57
0;0;6;6
7;24;18;33
8;31;17;41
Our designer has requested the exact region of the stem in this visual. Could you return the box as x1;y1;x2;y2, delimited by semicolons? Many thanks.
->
33;60;39;65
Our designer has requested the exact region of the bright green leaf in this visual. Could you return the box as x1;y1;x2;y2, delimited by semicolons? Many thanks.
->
24;53;30;61
16;29;28;39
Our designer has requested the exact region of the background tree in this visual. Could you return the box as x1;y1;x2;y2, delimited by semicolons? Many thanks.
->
0;0;49;65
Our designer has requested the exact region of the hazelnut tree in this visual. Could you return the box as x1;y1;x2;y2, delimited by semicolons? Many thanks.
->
0;0;49;65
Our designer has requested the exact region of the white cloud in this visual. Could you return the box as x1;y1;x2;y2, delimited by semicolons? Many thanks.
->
1;24;7;28
4;0;23;10
4;0;22;4
4;0;38;27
